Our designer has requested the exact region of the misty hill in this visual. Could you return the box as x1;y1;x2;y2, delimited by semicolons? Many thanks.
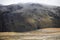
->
0;3;60;32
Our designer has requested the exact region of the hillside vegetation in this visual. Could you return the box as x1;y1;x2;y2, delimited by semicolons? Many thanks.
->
0;3;60;32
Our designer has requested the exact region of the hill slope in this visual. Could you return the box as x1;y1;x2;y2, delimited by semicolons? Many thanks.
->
0;3;60;32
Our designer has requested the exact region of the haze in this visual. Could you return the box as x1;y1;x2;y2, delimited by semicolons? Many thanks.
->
0;0;60;6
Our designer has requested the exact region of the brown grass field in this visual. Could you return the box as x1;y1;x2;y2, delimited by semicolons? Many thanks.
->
0;28;60;40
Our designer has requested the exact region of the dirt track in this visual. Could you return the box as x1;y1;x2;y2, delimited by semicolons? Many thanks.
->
0;28;60;40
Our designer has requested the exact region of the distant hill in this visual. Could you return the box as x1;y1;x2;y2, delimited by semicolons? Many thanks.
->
0;3;60;32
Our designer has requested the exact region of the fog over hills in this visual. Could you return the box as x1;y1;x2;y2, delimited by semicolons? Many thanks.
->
0;3;60;32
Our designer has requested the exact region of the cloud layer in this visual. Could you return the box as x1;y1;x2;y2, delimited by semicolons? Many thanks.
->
0;0;60;6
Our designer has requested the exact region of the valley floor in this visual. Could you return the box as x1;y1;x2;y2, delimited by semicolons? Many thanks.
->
0;28;60;40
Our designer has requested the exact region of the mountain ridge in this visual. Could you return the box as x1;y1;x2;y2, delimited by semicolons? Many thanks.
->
0;3;60;32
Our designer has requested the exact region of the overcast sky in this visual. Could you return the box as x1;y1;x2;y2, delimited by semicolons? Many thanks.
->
0;0;60;6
